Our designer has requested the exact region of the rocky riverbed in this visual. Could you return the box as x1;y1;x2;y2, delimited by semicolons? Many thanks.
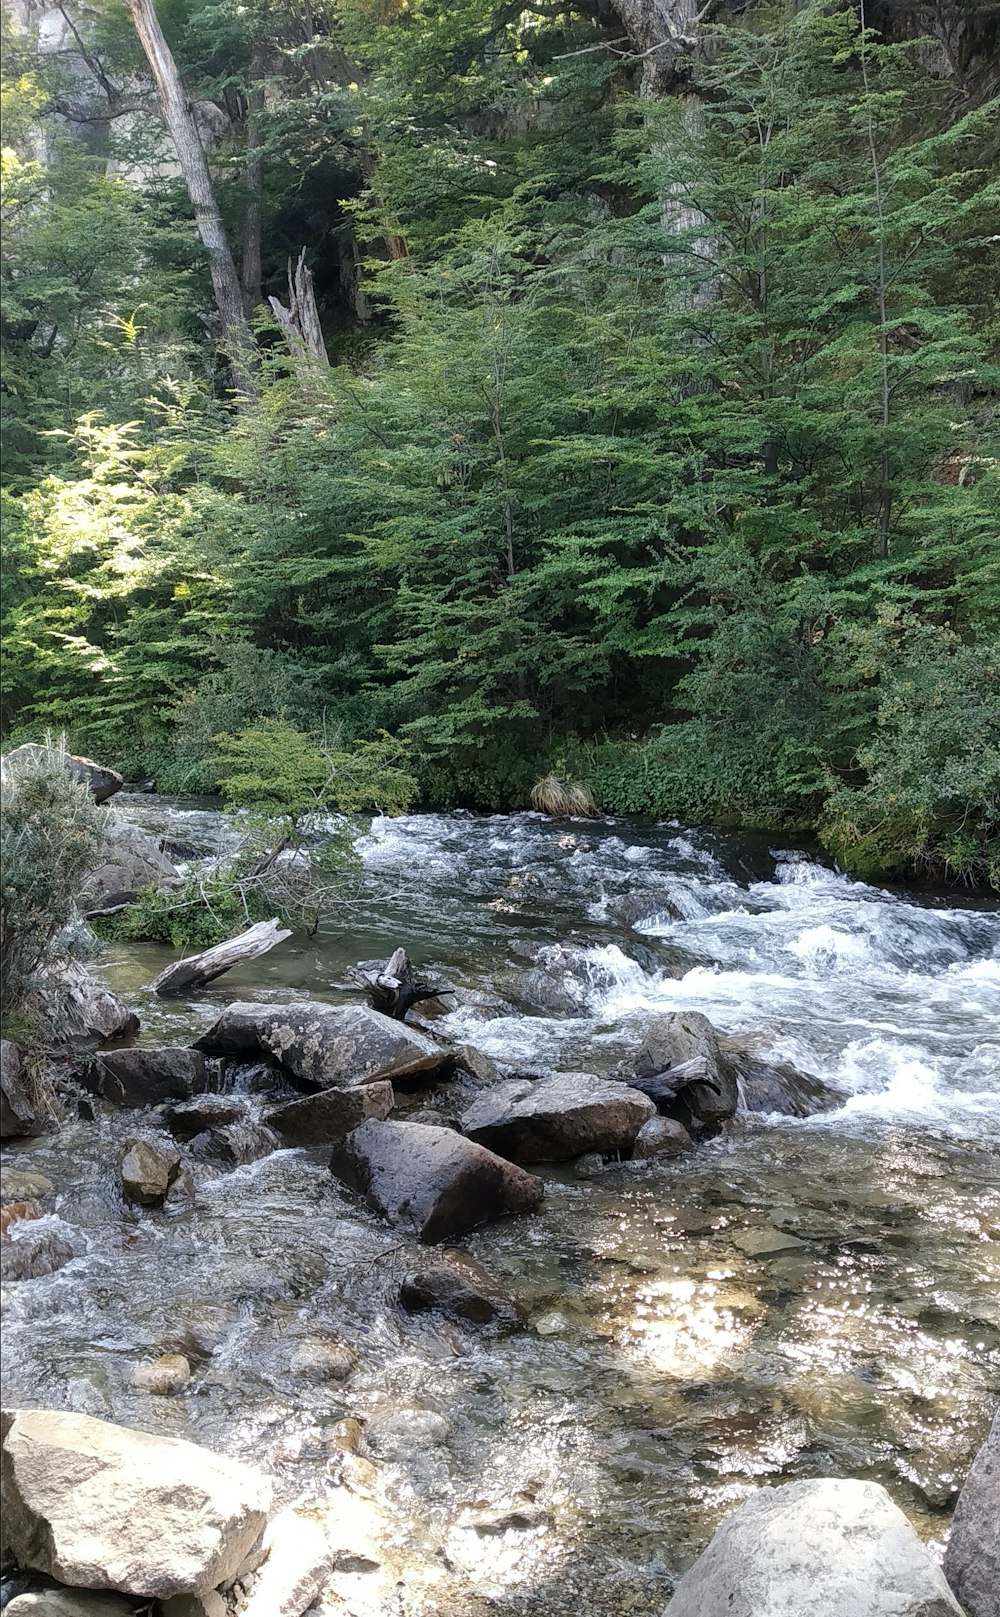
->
1;803;998;1614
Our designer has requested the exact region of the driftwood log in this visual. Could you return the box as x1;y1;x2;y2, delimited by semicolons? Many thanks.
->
149;917;292;998
627;1056;721;1104
348;947;452;1022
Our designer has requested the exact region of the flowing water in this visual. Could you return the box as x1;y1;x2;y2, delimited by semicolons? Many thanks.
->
2;803;999;1615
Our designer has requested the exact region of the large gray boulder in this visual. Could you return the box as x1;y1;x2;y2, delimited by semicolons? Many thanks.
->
35;961;139;1048
634;1011;737;1126
662;1478;963;1617
195;1002;449;1089
80;817;178;913
3;744;123;804
1;1042;44;1139
82;1048;208;1108
461;1073;654;1162
944;1407;999;1617
330;1118;543;1243
267;1080;394;1145
0;1408;271;1599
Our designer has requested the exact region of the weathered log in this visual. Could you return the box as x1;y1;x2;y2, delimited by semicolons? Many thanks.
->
348;947;452;1022
627;1055;721;1104
149;918;291;998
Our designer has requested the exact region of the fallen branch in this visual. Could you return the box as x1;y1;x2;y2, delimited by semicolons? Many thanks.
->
149;917;292;998
348;946;452;1021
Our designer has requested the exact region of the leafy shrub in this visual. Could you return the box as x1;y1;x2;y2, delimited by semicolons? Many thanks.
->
212;720;418;819
0;739;109;1035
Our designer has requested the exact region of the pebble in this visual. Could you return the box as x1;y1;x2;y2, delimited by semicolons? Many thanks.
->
129;1352;191;1394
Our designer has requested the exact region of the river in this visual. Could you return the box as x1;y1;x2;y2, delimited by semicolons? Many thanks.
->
2;803;999;1616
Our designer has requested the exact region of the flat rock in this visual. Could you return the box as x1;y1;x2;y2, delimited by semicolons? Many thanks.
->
195;1002;449;1089
632;1116;694;1159
83;1048;207;1109
267;1080;394;1146
5;1591;138;1616
733;1228;808;1259
1;1041;44;1139
240;1504;334;1617
160;1094;245;1139
944;1407;999;1617
399;1250;520;1327
461;1073;654;1162
662;1477;962;1617
0;1408;271;1599
634;1011;737;1126
120;1138;181;1206
330;1118;543;1243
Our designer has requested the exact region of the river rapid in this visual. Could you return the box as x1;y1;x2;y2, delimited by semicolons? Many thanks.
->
2;803;999;1616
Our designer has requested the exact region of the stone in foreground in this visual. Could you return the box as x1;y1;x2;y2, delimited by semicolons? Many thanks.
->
119;1138;181;1205
267;1079;394;1145
632;1115;694;1158
944;1407;999;1617
239;1504;334;1617
634;1011;737;1126
0;1408;271;1598
330;1118;543;1243
461;1073;654;1162
662;1477;963;1617
195;1002;448;1088
399;1249;520;1326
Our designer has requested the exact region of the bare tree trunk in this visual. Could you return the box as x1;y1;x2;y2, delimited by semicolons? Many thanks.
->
241;74;264;318
123;0;256;392
269;249;329;368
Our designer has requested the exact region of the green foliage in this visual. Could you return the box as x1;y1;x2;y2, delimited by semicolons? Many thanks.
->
0;740;109;1033
211;719;417;818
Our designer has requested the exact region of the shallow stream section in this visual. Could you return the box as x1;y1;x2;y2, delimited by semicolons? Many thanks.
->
2;805;999;1616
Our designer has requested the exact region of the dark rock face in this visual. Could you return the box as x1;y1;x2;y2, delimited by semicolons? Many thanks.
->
634;1011;738;1126
82;1049;208;1109
186;1120;279;1167
399;1250;520;1327
159;1094;246;1139
461;1073;655;1163
120;1137;182;1205
330;1118;543;1243
3;744;124;804
195;1002;449;1089
0;1042;44;1140
944;1407;999;1617
267;1080;394;1146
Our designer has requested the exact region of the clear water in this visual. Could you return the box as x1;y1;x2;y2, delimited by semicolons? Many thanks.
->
2;803;998;1615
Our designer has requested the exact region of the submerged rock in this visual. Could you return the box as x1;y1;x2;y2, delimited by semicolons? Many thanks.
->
366;1405;452;1460
129;1353;191;1395
330;1118;543;1243
461;1073;654;1162
662;1478;962;1617
267;1080;394;1146
289;1336;356;1381
633;1011;737;1127
0;1408;271;1599
195;1002;449;1089
1;1041;44;1139
399;1250;520;1327
83;1048;208;1109
119;1137;181;1206
0;1218;75;1282
944;1407;999;1617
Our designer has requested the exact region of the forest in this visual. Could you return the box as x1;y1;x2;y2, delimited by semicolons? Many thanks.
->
1;0;998;887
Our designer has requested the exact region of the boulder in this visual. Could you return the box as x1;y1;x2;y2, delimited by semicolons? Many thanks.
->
195;1002;449;1089
82;1049;208;1109
662;1478;963;1617
461;1073;654;1163
239;1505;333;1617
1;1042;44;1139
399;1250;520;1327
186;1120;278;1167
119;1138;181;1206
0;1408;271;1599
3;744;124;804
5;1591;138;1616
37;961;138;1048
266;1080;394;1146
1;1218;76;1282
634;1011;737;1126
944;1407;999;1617
632;1115;694;1158
160;1095;246;1139
330;1118;543;1243
79;817;179;913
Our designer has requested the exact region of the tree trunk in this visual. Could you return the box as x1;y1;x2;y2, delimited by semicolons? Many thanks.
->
150;918;291;997
268;249;329;368
123;0;256;393
241;75;264;318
